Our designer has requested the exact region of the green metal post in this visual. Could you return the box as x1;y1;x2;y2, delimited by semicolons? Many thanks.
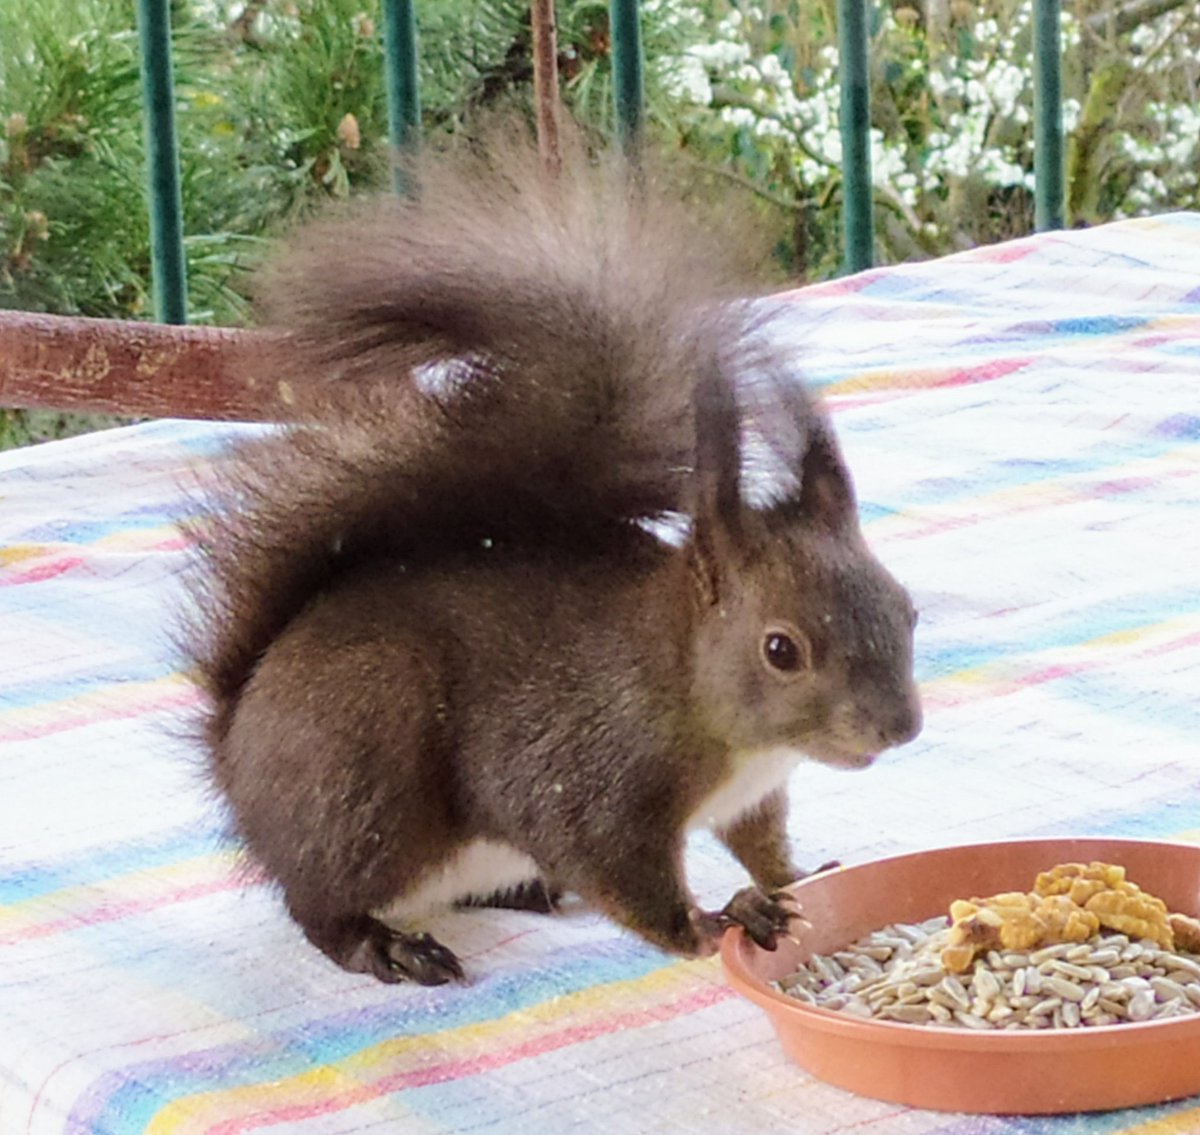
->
1032;0;1065;230
381;0;420;193
837;0;873;272
135;0;187;324
609;0;644;156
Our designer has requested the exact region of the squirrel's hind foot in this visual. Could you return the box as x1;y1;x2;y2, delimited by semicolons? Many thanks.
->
377;929;465;985
306;912;466;985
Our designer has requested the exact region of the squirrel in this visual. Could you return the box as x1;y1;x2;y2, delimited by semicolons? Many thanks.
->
182;126;922;986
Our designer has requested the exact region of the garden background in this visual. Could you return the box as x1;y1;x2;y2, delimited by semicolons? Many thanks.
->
1;0;1197;445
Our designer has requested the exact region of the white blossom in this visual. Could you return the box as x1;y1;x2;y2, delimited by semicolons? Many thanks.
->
719;106;757;130
644;0;1194;240
687;39;751;69
928;67;965;100
1061;97;1081;133
661;54;712;105
986;61;1027;118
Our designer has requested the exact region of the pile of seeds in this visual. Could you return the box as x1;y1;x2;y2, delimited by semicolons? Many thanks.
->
776;917;1200;1029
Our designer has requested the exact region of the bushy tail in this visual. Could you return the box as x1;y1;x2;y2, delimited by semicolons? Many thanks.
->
183;123;771;740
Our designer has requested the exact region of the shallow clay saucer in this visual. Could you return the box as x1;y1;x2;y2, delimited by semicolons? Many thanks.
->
721;837;1200;1114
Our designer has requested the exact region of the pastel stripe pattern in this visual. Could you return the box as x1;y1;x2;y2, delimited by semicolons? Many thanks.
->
3;212;1200;1135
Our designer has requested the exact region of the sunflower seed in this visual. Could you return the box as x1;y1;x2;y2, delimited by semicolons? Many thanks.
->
909;965;945;987
953;1010;992;1029
882;1003;933;1024
1027;996;1060;1015
937;975;970;1010
864;935;902;955
1041;976;1087;1002
1152;976;1188;1002
1048;960;1096;982
973;968;1002;1000
1168;956;1200;981
840;997;875;1018
1154;999;1190;1020
1127;991;1156;1022
1030;943;1075;964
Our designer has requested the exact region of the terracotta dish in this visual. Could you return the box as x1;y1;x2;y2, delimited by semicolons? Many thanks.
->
720;837;1200;1114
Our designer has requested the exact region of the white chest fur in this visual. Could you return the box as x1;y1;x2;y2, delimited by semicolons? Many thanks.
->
687;745;803;831
373;840;540;922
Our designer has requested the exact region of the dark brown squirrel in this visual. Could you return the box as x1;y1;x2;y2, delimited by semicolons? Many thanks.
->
182;127;922;986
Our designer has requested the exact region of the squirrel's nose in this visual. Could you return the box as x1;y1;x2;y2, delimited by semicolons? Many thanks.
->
869;693;922;750
885;694;923;747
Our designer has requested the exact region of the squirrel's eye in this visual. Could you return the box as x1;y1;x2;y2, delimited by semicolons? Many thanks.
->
763;632;801;672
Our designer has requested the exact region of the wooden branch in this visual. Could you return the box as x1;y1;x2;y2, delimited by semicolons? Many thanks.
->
531;0;562;176
683;155;805;214
0;311;282;421
1084;0;1191;37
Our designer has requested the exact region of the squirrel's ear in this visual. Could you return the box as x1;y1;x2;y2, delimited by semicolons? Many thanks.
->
688;357;743;606
753;369;857;533
788;419;858;531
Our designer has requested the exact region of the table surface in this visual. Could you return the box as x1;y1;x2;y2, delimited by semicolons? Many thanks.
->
2;213;1199;1135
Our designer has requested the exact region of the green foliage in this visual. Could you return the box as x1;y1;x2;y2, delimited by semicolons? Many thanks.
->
1;0;150;318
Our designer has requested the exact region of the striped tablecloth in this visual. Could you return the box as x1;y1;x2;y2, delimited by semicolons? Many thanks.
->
2;213;1199;1135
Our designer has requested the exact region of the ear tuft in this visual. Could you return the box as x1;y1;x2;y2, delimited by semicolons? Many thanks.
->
796;420;857;529
687;340;745;605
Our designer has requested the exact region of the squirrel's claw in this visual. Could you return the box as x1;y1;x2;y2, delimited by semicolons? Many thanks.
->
344;923;466;985
802;858;841;878
383;930;466;985
716;885;804;951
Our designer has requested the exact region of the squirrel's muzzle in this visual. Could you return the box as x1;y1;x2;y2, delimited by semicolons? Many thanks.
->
880;694;923;749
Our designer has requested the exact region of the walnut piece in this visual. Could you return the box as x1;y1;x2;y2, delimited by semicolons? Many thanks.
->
1169;912;1200;954
940;860;1185;973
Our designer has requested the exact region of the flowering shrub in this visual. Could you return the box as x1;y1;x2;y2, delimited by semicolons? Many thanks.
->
645;0;1200;274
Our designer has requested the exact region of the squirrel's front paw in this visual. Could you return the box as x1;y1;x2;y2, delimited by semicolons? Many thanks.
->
688;908;730;955
703;886;805;951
